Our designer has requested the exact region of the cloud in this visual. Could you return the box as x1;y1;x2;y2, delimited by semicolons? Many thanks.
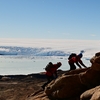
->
91;34;96;37
47;31;51;33
62;33;70;36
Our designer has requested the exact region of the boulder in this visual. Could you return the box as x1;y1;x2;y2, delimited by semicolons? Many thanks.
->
80;85;100;100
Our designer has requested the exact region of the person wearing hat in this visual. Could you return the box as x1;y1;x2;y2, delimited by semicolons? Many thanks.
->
42;62;62;90
68;52;87;70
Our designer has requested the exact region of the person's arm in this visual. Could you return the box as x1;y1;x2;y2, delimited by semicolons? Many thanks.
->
79;59;87;68
75;61;82;68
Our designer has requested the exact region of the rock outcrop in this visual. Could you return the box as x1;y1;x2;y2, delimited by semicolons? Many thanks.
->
80;85;100;100
27;52;100;100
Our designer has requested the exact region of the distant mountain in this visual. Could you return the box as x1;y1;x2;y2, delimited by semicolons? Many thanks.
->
0;46;68;56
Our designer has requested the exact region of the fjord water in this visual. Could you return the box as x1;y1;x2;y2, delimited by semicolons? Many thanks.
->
0;56;90;75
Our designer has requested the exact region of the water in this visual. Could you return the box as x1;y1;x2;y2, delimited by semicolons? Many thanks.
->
0;56;91;75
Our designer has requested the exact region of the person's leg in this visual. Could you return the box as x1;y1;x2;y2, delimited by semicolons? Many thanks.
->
53;71;58;79
42;75;53;90
69;63;76;70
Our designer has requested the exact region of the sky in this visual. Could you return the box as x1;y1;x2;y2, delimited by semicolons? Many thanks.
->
0;0;100;40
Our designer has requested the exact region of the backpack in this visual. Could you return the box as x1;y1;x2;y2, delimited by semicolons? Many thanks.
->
45;62;53;71
68;53;77;60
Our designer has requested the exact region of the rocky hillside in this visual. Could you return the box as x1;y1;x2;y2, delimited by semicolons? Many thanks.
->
27;52;100;100
0;70;66;100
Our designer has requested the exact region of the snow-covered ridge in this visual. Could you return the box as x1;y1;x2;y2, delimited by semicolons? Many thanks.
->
0;46;68;56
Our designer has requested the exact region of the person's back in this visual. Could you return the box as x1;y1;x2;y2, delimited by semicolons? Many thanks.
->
68;53;82;62
69;56;77;63
68;53;77;60
46;62;62;77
